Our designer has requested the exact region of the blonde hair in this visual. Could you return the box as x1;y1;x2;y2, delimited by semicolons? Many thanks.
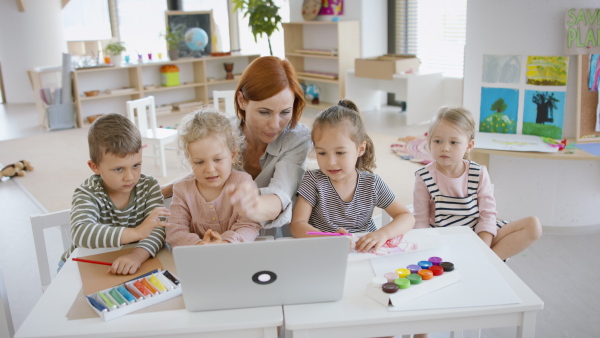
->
311;99;376;173
177;108;245;169
427;107;476;159
88;113;141;164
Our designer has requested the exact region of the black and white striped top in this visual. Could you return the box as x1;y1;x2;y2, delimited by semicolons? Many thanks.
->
297;169;395;233
61;174;165;261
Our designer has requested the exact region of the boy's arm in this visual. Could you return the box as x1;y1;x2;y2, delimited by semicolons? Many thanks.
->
70;190;125;249
131;178;168;257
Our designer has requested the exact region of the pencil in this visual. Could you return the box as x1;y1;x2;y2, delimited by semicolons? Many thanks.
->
306;231;353;236
72;257;113;266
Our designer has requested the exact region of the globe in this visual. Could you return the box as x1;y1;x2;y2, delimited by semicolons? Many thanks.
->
184;27;208;52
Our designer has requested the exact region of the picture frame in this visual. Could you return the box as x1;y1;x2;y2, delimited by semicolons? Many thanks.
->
165;11;213;58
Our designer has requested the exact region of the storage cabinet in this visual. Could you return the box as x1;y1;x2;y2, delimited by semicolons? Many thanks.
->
69;54;259;127
283;21;360;109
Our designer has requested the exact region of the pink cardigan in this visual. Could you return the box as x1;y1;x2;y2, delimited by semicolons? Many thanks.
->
166;170;261;247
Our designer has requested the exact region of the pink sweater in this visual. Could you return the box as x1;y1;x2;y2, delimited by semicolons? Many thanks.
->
413;160;499;236
166;170;261;247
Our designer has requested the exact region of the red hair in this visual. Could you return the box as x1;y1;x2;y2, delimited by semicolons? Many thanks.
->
235;56;306;129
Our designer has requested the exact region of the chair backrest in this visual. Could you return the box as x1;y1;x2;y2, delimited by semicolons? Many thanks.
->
126;96;158;138
212;90;236;117
0;268;14;338
30;209;71;292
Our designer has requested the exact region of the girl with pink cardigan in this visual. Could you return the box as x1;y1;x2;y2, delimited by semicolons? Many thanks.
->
166;109;261;247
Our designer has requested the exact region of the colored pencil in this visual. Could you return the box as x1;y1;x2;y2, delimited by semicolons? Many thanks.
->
72;257;113;266
306;231;353;236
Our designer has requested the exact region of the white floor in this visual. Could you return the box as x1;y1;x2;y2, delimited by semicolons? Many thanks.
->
2;103;599;338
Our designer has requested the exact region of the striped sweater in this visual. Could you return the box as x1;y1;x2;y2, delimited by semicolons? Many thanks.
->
60;174;165;261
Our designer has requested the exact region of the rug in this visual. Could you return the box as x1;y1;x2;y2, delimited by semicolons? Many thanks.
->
391;136;434;165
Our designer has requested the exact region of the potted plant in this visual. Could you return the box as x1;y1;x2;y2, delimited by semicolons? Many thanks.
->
163;24;186;60
233;0;282;56
104;41;126;65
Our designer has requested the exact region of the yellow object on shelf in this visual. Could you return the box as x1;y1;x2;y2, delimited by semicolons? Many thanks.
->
160;65;180;87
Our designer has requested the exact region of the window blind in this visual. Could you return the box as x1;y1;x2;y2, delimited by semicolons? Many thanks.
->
395;0;466;78
62;0;111;41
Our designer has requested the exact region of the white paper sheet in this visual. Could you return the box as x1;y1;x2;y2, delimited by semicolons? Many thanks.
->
475;132;558;152
370;233;521;311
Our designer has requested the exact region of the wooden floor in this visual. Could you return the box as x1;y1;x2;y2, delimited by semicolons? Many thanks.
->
1;103;599;337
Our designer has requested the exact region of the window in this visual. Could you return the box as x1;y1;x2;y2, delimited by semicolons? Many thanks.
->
117;0;169;59
62;0;111;41
393;0;467;78
236;0;290;58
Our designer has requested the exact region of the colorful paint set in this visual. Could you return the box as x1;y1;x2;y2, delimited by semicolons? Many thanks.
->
366;257;459;307
85;269;182;321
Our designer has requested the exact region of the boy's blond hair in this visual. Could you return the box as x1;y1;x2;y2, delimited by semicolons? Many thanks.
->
88;113;142;164
177;108;245;169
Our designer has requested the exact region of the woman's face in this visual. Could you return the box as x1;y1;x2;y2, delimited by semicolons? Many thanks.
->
238;87;295;145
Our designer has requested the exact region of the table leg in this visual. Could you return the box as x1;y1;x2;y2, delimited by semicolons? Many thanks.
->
517;310;537;338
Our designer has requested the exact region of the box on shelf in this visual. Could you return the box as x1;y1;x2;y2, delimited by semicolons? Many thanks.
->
160;65;180;87
46;103;76;130
355;54;420;80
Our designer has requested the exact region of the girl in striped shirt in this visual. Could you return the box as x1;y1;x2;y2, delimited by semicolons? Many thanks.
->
413;107;542;261
290;100;415;253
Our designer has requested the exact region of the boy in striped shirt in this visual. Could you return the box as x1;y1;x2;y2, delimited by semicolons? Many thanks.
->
60;114;170;275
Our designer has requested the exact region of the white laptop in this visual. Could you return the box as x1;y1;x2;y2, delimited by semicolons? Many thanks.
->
172;236;350;312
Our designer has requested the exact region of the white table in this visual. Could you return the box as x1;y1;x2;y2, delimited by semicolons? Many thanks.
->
15;247;282;338
283;227;543;338
345;69;443;125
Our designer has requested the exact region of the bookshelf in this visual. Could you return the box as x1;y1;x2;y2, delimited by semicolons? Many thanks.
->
282;21;360;109
69;54;259;127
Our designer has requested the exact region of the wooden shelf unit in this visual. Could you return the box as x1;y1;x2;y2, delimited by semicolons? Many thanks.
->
70;54;259;127
283;21;360;109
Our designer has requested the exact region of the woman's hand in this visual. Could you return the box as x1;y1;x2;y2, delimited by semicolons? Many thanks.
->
226;181;261;221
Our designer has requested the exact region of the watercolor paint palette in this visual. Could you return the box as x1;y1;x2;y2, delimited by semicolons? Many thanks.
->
85;269;182;321
366;257;459;307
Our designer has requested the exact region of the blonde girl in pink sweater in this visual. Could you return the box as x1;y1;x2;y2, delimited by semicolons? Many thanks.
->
166;109;261;247
413;107;542;261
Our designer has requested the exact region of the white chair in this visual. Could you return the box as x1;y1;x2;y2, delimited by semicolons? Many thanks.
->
126;96;178;177
30;209;71;292
212;90;236;117
0;268;14;338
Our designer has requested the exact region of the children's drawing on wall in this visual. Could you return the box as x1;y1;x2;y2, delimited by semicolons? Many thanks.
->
318;0;343;16
523;90;565;139
479;87;519;134
526;56;569;86
482;55;521;84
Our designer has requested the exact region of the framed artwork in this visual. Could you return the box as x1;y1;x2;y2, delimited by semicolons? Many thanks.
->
479;54;569;139
166;11;213;58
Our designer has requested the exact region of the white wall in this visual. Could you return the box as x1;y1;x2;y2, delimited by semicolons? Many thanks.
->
0;0;66;104
463;0;599;139
289;0;387;58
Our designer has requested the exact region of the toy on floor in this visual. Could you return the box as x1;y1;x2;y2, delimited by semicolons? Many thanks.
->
1;160;34;179
391;135;433;165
